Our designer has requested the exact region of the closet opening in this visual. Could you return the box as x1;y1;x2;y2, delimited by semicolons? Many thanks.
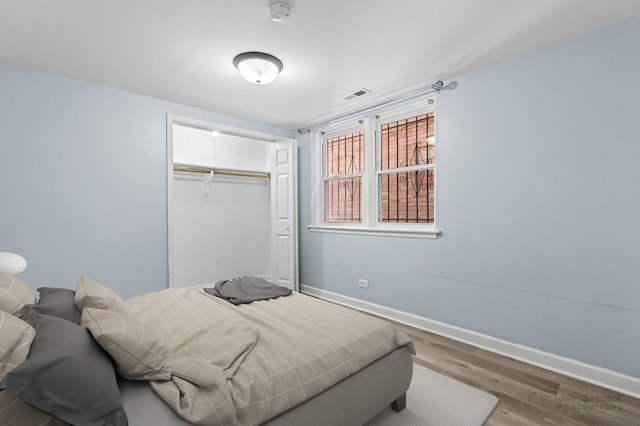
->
167;115;298;291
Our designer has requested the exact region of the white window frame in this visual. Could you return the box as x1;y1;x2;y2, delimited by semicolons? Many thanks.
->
321;122;366;224
309;100;439;239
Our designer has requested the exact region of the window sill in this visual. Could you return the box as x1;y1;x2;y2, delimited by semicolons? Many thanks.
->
307;224;440;239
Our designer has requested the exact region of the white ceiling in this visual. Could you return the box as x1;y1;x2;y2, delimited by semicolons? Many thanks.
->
1;0;639;129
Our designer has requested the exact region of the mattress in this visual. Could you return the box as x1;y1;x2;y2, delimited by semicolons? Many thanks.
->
119;346;413;426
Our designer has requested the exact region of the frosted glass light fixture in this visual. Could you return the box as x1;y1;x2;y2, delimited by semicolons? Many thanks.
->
233;52;283;85
0;252;27;275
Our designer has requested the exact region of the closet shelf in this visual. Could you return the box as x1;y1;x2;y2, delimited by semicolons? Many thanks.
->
173;163;270;179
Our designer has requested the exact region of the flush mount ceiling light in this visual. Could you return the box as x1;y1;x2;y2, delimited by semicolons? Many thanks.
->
233;52;283;85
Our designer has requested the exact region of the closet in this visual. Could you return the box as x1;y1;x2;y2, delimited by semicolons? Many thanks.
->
167;115;297;291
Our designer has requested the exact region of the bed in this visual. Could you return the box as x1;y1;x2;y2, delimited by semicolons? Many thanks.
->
0;274;414;426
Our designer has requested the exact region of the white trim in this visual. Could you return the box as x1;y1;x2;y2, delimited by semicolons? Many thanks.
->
307;224;439;239
377;163;434;175
314;132;324;225
300;284;640;399
166;115;175;288
170;114;285;143
166;114;298;289
320;122;365;140
374;98;436;126
313;104;439;234
363;118;375;226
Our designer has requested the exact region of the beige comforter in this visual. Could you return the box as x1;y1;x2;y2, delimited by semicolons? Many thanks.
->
123;289;414;426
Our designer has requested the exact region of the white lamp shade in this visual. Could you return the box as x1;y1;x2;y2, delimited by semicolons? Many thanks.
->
233;52;283;85
0;252;27;275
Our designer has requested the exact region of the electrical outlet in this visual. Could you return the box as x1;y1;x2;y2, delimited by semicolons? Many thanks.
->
358;279;369;289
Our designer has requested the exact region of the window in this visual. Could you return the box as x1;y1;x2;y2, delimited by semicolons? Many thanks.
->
378;112;435;224
312;100;438;238
324;129;364;222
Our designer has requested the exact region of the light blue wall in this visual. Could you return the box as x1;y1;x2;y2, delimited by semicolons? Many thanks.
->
0;62;293;299
299;15;640;377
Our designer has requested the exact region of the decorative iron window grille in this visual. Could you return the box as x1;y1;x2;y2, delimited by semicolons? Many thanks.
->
379;112;435;223
324;130;364;222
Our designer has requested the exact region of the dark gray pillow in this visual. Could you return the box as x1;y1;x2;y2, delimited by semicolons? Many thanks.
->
23;287;82;324
3;312;128;426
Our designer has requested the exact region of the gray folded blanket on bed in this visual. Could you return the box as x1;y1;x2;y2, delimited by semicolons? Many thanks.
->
204;276;292;305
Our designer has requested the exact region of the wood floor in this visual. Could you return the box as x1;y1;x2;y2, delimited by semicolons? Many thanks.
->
391;322;640;426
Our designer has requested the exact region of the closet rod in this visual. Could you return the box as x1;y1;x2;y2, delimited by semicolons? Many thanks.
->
173;166;270;179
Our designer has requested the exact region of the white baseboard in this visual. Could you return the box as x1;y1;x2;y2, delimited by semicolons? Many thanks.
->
300;284;640;399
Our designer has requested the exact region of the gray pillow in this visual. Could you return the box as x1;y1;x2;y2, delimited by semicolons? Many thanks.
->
2;312;128;426
20;287;82;324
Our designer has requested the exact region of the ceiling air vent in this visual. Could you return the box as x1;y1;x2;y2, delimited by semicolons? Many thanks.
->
341;87;371;101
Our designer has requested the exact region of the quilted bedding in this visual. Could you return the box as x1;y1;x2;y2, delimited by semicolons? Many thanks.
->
122;288;414;426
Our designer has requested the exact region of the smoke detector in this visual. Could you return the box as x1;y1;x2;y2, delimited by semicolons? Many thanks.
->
268;1;292;22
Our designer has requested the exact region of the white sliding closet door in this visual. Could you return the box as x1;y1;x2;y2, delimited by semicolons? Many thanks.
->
270;140;297;291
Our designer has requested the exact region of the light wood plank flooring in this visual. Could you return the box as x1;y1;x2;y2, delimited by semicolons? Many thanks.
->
391;322;640;425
